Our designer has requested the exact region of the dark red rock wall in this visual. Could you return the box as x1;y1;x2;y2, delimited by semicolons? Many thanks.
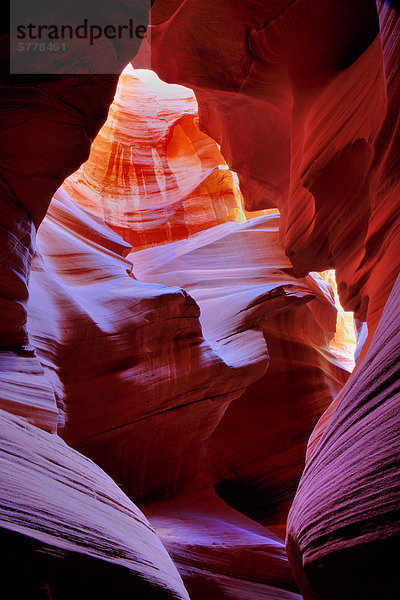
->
0;73;118;348
149;0;399;340
0;0;150;349
148;1;400;596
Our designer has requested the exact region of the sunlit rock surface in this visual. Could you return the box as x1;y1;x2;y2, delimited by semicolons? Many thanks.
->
0;189;195;598
0;0;151;349
31;191;348;511
319;271;356;371
26;189;323;596
29;190;263;502
63;65;245;251
147;1;400;596
26;189;350;597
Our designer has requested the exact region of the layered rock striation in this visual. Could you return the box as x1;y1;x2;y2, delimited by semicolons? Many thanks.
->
0;1;398;598
63;65;245;251
25;188;349;598
286;273;400;599
147;1;400;596
133;213;350;523
0;408;190;599
149;0;399;342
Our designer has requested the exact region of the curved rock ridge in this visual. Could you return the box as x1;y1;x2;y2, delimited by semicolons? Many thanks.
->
0;350;60;434
23;188;336;597
28;188;267;502
149;0;399;342
145;490;302;600
286;272;400;599
1;3;397;598
354;1;400;344
0;408;189;599
31;190;346;505
132;213;350;523
209;285;350;524
0;0;152;349
61;59;355;368
131;215;344;363
0;71;118;349
63;64;245;251
0;184;193;597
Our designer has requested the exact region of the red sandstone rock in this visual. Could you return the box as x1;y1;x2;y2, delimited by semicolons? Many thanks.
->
63;65;245;251
28;189;264;501
1;2;398;597
133;213;350;524
0;0;150;349
0;351;59;433
0;73;119;348
30;190;338;507
149;0;399;342
286;273;400;599
351;1;400;344
26;189;348;596
0;408;189;599
0;187;194;598
145;490;302;600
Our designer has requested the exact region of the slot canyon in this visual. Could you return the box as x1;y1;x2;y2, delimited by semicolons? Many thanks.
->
1;1;399;599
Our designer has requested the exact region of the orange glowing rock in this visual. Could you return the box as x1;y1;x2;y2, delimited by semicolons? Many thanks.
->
320;270;356;371
63;65;245;251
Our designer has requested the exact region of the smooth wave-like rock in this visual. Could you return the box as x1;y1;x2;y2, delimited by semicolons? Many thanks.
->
353;1;400;344
63;64;245;251
0;408;189;599
2;2;397;597
0;351;60;433
28;189;265;502
25;189;322;597
145;490;302;600
0;0;151;349
133;213;350;524
149;0;399;343
26;189;350;597
30;190;346;513
0;72;120;348
286;273;400;599
146;3;399;595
